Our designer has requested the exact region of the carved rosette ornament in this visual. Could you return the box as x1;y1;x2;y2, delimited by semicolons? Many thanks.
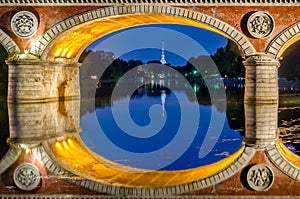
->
247;11;274;39
11;11;38;38
13;163;41;191
247;164;274;191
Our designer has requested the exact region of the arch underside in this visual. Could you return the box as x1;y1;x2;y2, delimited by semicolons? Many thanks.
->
34;5;255;61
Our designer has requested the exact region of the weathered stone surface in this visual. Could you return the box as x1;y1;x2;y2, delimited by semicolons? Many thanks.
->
244;54;280;103
6;59;80;103
244;103;278;148
7;100;81;144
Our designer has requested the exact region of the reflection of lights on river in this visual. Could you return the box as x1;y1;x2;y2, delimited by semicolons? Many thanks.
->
161;90;166;118
193;83;199;93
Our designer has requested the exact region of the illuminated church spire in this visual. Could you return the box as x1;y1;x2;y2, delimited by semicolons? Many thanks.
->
160;41;167;65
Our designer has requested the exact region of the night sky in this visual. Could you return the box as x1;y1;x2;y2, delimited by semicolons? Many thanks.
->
87;24;228;66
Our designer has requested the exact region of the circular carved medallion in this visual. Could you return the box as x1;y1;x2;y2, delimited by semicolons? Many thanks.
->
247;164;274;191
11;11;38;38
13;163;41;191
247;11;274;39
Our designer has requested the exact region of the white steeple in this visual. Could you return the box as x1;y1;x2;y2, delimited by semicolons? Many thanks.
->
160;41;167;65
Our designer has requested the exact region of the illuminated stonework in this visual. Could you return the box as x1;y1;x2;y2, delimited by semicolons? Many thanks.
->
247;164;274;191
30;137;255;196
247;11;274;39
13;163;41;191
11;11;38;38
33;6;255;60
267;21;300;58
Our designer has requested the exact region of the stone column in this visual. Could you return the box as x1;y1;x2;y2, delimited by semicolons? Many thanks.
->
243;53;280;149
6;57;80;103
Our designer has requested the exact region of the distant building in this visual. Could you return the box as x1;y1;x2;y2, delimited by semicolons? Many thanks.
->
160;41;167;65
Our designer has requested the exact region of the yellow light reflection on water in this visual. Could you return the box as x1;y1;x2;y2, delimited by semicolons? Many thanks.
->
51;137;244;188
278;142;300;168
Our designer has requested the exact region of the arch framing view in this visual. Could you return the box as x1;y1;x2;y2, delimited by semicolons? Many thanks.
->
33;5;255;61
1;3;300;197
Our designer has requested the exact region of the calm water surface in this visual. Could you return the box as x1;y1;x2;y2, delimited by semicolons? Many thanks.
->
278;79;300;154
1;79;300;171
80;79;245;170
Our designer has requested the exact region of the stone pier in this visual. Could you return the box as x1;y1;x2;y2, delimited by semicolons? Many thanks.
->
7;100;81;145
243;54;280;148
6;57;81;103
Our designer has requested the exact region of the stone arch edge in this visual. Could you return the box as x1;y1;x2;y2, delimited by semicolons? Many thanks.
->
266;144;300;181
0;29;20;56
31;145;255;196
32;5;255;60
266;22;300;59
0;147;22;174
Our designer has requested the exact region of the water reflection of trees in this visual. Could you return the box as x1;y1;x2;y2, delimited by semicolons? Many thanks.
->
279;94;300;154
278;39;300;155
94;81;245;135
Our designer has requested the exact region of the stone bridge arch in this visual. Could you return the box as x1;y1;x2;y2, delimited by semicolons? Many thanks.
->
0;29;19;56
32;5;255;61
32;136;255;196
267;22;300;59
21;6;258;194
265;22;300;182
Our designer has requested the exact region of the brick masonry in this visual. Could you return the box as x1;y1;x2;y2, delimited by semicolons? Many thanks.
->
33;5;256;60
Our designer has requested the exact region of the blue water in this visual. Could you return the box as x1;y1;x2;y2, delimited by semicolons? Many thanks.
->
80;82;244;171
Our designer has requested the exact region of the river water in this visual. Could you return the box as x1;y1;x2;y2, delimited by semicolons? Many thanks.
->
80;79;244;170
278;78;300;154
1;78;299;171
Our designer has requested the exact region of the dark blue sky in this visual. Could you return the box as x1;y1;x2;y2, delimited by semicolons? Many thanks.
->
87;24;228;66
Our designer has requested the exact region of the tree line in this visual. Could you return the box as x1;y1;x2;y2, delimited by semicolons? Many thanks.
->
80;39;245;82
